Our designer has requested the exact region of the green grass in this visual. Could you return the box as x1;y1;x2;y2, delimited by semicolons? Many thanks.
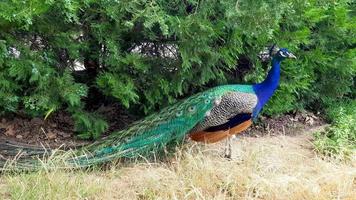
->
314;100;356;159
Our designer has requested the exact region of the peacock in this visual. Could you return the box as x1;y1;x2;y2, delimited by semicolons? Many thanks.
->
0;45;296;170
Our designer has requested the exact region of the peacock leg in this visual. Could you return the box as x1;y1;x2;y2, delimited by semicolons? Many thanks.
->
224;136;232;159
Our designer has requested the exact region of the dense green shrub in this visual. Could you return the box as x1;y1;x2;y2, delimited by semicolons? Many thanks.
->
0;0;355;138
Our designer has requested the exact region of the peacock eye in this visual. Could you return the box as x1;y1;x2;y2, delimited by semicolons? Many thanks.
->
176;110;183;117
188;106;196;112
204;99;210;104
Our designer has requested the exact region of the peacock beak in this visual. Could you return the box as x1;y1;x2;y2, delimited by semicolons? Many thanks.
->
287;52;297;59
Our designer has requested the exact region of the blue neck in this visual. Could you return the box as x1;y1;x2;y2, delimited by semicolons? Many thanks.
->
252;57;281;117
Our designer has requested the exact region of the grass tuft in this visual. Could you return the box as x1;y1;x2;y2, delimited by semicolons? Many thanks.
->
314;100;356;159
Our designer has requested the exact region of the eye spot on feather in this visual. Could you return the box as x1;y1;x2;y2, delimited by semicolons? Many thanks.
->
176;110;183;117
188;106;196;112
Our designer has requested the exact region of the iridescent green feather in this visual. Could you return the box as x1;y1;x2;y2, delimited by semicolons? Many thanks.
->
0;84;255;169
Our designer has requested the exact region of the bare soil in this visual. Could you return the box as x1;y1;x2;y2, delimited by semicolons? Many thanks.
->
245;111;325;137
0;104;325;148
0;103;137;148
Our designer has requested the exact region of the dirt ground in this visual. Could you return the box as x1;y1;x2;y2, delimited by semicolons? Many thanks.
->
0;103;137;148
0;104;324;149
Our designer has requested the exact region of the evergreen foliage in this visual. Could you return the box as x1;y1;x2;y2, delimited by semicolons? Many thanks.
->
0;0;355;138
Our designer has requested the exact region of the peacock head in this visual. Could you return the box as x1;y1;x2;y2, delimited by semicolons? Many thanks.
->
259;45;296;62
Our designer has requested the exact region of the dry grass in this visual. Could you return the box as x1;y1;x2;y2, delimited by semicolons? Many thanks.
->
0;131;355;200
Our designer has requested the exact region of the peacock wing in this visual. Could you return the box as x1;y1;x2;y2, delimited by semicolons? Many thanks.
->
189;91;258;143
